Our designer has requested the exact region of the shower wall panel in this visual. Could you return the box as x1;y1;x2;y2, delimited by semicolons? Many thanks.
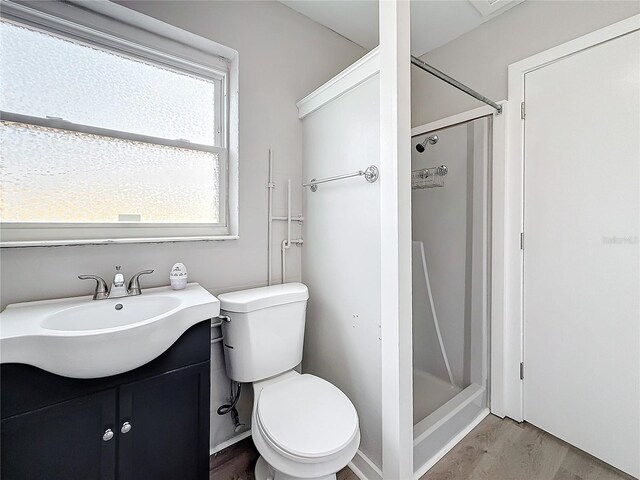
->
300;74;383;469
411;117;489;390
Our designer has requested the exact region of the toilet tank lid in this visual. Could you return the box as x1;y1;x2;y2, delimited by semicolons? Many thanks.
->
218;282;309;313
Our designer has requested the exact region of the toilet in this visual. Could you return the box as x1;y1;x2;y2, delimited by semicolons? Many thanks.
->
218;283;360;480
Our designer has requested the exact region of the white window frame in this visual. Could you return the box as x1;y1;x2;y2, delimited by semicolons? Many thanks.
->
0;0;240;246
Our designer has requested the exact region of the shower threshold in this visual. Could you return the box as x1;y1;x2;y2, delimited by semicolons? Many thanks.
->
413;378;488;479
413;369;462;423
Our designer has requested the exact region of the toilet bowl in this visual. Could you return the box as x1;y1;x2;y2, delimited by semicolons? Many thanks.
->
252;371;360;480
218;283;360;480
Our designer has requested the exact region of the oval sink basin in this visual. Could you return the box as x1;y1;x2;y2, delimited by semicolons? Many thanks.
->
0;283;219;378
41;295;182;331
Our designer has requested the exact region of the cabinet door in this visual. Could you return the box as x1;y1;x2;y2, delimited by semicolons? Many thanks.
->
117;362;210;480
1;389;117;480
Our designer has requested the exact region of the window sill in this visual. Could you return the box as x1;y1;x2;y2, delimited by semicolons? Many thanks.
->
0;235;240;248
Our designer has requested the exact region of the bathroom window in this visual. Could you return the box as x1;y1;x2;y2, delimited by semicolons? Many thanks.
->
0;2;239;245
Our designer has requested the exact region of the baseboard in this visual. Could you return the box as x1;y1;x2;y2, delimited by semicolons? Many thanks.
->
210;411;488;479
209;430;252;456
349;449;383;480
212;432;381;480
413;408;490;479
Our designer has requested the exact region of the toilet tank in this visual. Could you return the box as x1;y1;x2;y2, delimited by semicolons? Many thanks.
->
218;283;309;383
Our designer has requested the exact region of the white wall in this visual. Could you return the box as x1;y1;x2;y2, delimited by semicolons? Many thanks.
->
412;0;640;126
301;74;382;468
0;0;365;449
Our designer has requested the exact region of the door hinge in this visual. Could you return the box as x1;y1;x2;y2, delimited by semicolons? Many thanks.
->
520;232;525;250
520;362;524;380
520;102;526;119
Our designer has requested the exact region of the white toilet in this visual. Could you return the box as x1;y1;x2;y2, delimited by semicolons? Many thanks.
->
218;283;360;480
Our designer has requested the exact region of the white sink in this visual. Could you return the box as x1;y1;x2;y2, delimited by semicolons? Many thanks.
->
0;283;220;378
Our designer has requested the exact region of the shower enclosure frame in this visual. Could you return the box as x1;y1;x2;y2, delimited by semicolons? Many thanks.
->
299;7;509;479
410;102;507;479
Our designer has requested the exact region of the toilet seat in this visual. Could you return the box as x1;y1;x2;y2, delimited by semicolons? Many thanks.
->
256;374;359;462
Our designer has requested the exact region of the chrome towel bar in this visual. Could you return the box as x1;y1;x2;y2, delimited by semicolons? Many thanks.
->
303;165;379;192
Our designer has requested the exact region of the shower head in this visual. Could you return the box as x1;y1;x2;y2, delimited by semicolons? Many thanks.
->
415;134;438;153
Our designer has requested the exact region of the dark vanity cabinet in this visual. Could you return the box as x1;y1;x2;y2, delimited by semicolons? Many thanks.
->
117;363;209;480
1;320;211;480
2;388;118;479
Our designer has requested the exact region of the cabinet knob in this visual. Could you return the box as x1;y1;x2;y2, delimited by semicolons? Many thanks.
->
121;421;132;434
102;428;114;442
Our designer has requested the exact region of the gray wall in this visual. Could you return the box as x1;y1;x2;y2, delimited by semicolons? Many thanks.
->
0;0;364;449
412;0;640;126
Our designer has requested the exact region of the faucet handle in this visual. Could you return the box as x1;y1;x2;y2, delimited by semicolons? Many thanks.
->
78;275;109;300
127;270;154;296
112;266;126;287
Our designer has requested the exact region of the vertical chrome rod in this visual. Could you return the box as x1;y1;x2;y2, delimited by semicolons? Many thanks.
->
267;149;274;286
411;55;502;114
287;179;291;248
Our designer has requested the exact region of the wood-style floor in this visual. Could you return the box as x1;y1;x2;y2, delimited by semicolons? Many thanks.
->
210;436;260;480
418;414;635;480
210;415;636;480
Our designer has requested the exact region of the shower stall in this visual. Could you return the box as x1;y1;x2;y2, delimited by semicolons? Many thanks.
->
411;115;491;475
299;35;501;476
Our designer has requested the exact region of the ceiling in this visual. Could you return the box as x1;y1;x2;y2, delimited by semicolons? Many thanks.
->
280;0;524;57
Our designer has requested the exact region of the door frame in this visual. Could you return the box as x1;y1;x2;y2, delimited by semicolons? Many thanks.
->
498;14;640;422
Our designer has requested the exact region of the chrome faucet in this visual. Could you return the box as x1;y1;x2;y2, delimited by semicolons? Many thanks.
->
79;267;154;300
109;266;127;298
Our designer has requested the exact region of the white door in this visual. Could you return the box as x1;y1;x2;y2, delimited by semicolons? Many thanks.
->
523;30;640;477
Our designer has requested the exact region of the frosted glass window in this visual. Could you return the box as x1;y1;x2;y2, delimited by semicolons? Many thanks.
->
0;122;220;224
0;20;218;145
0;8;234;245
